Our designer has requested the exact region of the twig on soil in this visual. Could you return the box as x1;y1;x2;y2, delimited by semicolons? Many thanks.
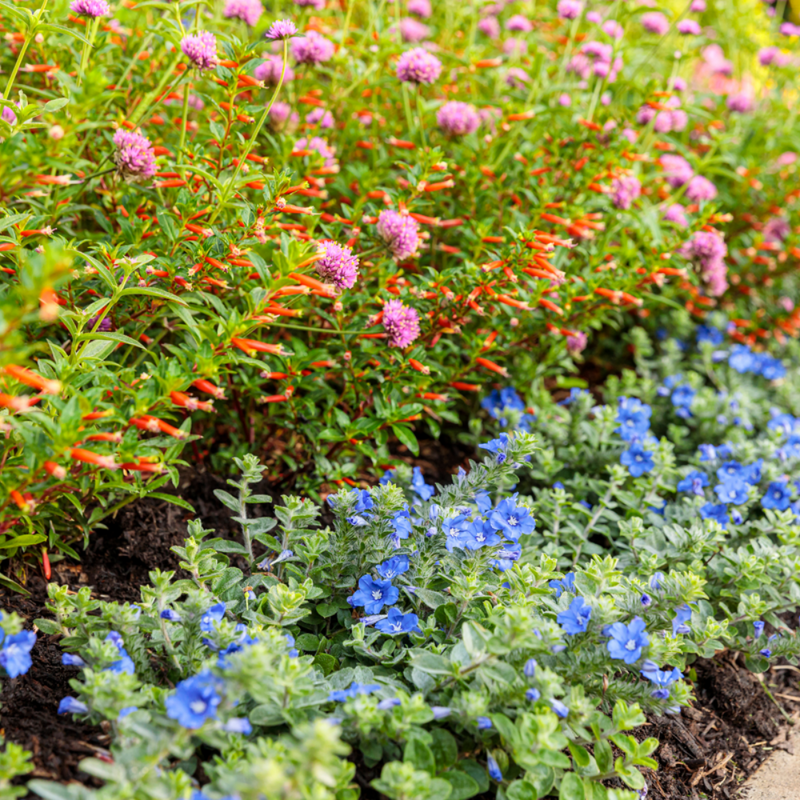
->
690;751;734;787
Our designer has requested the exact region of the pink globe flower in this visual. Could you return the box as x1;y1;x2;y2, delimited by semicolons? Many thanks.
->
663;204;688;227
566;331;587;354
641;12;669;36
254;55;294;84
557;0;582;19
306;107;334;128
611;175;641;210
478;16;501;38
676;19;701;35
399;17;430;43
315;241;359;290
181;32;218;71
437;101;480;136
266;19;297;40
291;31;334;65
377;210;420;260
660;154;694;188
396;47;442;84
685;175;717;202
407;0;431;18
113;128;157;182
680;230;728;296
382;300;421;348
505;67;529;88
294;0;325;7
70;0;109;17
224;0;263;26
506;14;533;32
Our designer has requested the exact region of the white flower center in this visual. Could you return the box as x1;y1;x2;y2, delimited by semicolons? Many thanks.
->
190;700;207;714
508;516;518;526
371;590;382;601
625;639;637;651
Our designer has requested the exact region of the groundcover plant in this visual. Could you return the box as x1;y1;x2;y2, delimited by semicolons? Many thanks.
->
1;0;800;795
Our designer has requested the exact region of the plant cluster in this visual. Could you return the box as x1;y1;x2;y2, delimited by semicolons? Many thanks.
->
1;0;798;578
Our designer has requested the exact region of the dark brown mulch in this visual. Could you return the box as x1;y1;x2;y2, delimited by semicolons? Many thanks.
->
2;460;800;798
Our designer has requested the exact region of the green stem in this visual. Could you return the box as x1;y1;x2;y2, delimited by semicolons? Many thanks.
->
78;16;100;85
208;39;288;225
178;81;191;175
128;51;183;127
4;0;49;100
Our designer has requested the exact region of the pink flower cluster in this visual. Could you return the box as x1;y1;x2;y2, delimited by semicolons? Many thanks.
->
181;32;218;71
382;300;421;348
680;230;728;296
291;32;334;65
660;154;694;188
636;97;686;133
568;41;623;82
640;12;669;36
436;101;480;136
396;47;442;84
377;210;420;260
557;0;583;20
315;241;359;290
223;0;263;26
255;55;294;84
70;0;109;17
399;17;430;43
611;175;641;210
113;128;157;182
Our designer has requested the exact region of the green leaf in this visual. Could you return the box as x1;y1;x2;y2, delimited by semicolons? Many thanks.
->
33;618;62;635
506;779;541;800
457;760;489;795
414;587;448;610
39;23;93;45
42;97;69;113
0;533;46;549
27;781;80;800
559;773;587;800
79;331;145;351
441;770;480;800
391;424;419;455
405;738;436;775
430;729;458;770
147;493;194;512
119;286;188;306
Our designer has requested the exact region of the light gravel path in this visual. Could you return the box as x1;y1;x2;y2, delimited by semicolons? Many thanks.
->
741;725;800;799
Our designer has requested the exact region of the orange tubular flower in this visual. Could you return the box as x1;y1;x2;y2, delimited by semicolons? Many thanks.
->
538;298;564;315
408;359;430;375
193;379;226;399
288;270;332;292
170;391;213;412
231;338;284;356
83;409;113;420
450;381;481;391
418;392;448;401
476;357;509;377
70;448;117;469
44;461;67;479
497;295;529;310
260;394;290;403
120;460;165;473
3;364;61;394
86;431;123;443
10;490;29;511
0;394;35;412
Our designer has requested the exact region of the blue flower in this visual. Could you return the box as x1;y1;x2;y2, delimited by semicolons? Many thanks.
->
284;633;298;658
698;444;717;462
729;345;756;373
525;687;541;701
160;609;181;622
58;696;89;715
487;755;503;782
523;658;537;678
768;413;797;435
349;575;399;614
549;572;576;598
753;620;765;638
480;434;510;463
616;397;652;441
640;594;652;607
118;706;138;719
377;698;401;710
62;653;86;667
0;630;36;678
696;325;724;346
671;604;693;636
442;514;475;552
553;481;566;491
477;716;493;730
375;608;420;635
411;467;435;501
550;699;569;718
558;387;588;406
605;617;649;664
462;519;502;550
489;496;536;540
431;706;452;720
677;470;709;495
379;469;396;485
700;502;729;529
491;543;522;571
390;507;413;545
640;660;682;699
104;632;135;675
760;648;772;658
716;460;744;481
217;627;257;668
761;481;791;511
742;459;763;485
223;717;253;735
482;386;525;425
557;597;591;635
671;384;695;409
200;602;226;633
650;572;665;591
328;682;380;702
165;671;223;729
620;443;654;477
376;555;410;580
759;356;786;380
714;477;749;505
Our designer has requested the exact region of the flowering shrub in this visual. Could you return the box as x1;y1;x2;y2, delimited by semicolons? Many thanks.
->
2;0;798;570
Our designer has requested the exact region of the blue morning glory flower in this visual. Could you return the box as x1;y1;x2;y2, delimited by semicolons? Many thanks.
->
549;572;576;598
671;604;693;636
742;459;763;485
696;325;724;346
217;627;258;668
377;698;401;710
165;670;223;729
762;481;791;511
753;620;765;638
390;507;414;545
375;608;420;635
640;660;682;700
760;648;772;658
558;387;588;406
768;413;797;435
716;461;744;481
615;397;652;441
118;706;138;719
462;519;502;550
677;470;709;495
523;658;537;678
759;356;786;380
349;575;399;614
431;706;452;720
328;683;380;702
553;481;565;491
620;443;654;477
480;434;510;463
160;609;181;622
698;444;717;462
376;555;410;580
649;572;665;591
284;633;298;658
730;508;744;525
605;618;649;664
557;597;591;635
700;502;729;529
477;716;493;730
671;384;695;409
714;477;749;505
411;467;435;501
487;754;503;782
200;602;226;633
104;632;134;675
379;469;396;485
223;717;253;735
729;345;756;374
0;630;36;678
442;513;473;552
525;688;541;701
488;496;536;541
550;699;569;718
62;653;86;667
58;696;89;715
640;594;652;607
491;543;522;571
